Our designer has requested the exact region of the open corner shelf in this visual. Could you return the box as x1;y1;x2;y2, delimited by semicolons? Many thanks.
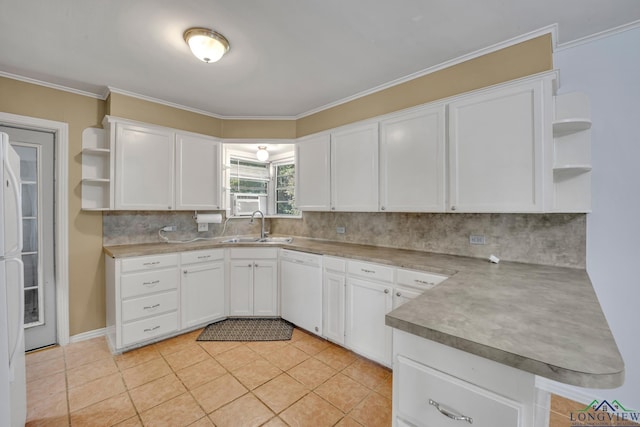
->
552;118;592;137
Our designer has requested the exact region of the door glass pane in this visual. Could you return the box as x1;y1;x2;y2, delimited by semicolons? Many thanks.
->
23;254;38;288
24;289;39;324
13;144;43;327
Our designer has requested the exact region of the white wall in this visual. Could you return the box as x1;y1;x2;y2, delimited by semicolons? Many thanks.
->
553;26;640;408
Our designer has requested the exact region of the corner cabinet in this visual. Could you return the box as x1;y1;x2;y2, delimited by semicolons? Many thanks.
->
448;78;553;213
295;133;331;211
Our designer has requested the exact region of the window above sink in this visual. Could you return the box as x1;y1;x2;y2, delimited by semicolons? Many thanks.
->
223;142;300;218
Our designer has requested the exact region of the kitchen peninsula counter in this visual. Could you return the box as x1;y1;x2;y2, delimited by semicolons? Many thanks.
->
104;236;624;389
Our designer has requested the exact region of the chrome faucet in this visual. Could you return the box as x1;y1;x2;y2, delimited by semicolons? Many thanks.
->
250;210;266;240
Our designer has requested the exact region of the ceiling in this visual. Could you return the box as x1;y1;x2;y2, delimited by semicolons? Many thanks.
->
1;1;639;118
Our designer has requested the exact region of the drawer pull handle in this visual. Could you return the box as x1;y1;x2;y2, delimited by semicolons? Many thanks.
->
143;304;160;310
143;261;160;266
361;269;375;274
414;279;434;286
143;325;160;333
142;280;160;287
429;399;473;424
197;255;211;259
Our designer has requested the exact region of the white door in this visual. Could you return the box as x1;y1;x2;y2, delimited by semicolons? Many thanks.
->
175;133;221;210
295;134;331;211
448;81;546;212
114;123;175;210
1;126;57;351
253;260;278;316
331;123;379;211
182;262;225;329
346;277;392;366
229;261;253;316
323;270;345;345
379;106;446;212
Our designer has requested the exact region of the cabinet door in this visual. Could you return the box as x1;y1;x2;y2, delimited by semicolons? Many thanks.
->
331;123;379;211
380;106;446;212
346;277;392;366
175;133;221;210
448;81;545;212
229;261;253;316
295;134;331;211
182;262;225;329
323;271;345;345
115;123;175;210
253;260;278;316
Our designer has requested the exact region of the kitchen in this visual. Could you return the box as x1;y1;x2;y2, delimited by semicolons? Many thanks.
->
1;1;640;426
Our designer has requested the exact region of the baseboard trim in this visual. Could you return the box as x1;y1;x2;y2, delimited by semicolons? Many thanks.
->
69;328;106;344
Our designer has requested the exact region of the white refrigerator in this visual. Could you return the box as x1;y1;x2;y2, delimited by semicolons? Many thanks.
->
0;132;26;426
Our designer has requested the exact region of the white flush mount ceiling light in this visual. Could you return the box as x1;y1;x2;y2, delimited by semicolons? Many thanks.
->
256;146;269;161
183;27;230;63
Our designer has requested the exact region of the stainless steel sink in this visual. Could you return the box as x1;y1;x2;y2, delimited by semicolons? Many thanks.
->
221;236;293;244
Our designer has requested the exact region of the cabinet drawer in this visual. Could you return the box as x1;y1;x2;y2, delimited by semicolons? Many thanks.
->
348;260;394;283
323;256;346;273
181;249;224;265
122;311;179;347
121;268;179;299
230;247;278;259
121;254;179;273
396;269;448;290
121;290;178;323
396;355;523;427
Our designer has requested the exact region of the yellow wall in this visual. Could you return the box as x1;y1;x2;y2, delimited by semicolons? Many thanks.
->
0;77;106;336
297;34;552;136
0;33;552;337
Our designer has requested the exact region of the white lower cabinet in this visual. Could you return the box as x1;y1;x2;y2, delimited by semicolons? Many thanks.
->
181;249;225;329
229;248;278;317
346;263;394;366
393;329;538;427
322;256;347;345
106;253;181;351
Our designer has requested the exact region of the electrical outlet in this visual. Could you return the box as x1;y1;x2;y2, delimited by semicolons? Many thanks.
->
336;226;346;234
198;223;208;232
469;235;486;245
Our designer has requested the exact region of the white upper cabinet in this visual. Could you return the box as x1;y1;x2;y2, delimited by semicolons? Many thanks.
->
295;133;331;211
379;105;446;212
175;133;221;210
448;79;551;213
114;122;175;210
331;122;379;211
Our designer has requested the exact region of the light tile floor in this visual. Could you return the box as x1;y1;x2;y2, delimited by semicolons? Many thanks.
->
25;328;392;426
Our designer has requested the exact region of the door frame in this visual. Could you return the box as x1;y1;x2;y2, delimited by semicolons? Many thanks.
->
0;112;70;346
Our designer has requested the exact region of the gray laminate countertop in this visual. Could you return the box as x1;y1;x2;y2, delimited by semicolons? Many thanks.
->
103;236;624;388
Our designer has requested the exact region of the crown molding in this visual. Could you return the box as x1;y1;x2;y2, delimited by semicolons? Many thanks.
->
295;24;558;119
555;19;640;51
0;70;106;99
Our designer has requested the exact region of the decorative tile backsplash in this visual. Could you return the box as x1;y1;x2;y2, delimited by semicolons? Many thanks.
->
104;211;586;268
271;212;586;268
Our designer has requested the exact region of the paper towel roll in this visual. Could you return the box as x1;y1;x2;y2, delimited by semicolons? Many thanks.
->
195;213;222;224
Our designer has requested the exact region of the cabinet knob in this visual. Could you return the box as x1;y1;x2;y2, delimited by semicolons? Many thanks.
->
248;264;252;267
396;292;401;297
183;270;187;274
331;207;335;211
451;206;457;211
315;327;319;332
254;263;259;267
380;206;386;211
168;206;172;209
384;289;390;294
